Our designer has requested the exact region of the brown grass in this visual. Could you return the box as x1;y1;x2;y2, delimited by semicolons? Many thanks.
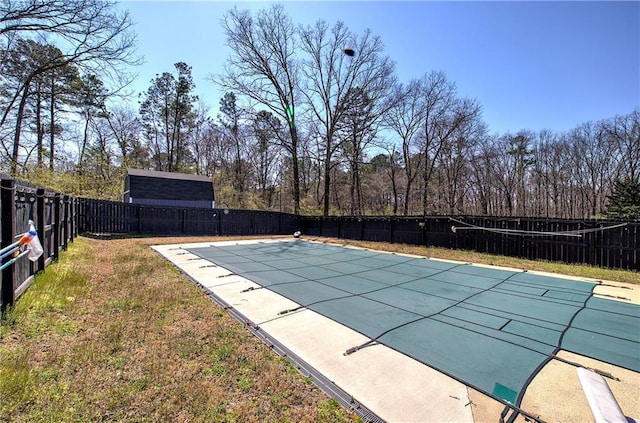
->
301;236;639;285
0;236;358;422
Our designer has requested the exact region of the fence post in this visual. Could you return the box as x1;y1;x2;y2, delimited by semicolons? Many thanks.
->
70;197;76;240
62;195;69;250
251;212;255;235
1;178;16;312
53;193;60;260
73;197;76;236
36;188;45;272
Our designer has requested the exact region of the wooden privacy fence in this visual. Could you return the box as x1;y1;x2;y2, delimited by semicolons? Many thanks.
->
78;198;300;237
8;194;635;311
77;198;639;271
1;176;79;311
301;215;639;271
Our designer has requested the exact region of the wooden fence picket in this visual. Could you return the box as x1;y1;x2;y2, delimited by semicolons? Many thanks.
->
0;177;78;312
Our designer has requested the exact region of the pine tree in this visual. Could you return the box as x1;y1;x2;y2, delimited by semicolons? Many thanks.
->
604;179;640;220
139;62;198;172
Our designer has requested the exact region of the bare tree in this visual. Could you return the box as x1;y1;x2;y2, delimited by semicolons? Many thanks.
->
72;73;109;171
418;71;481;215
191;117;226;178
383;79;424;214
530;129;558;217
365;146;402;214
340;87;378;215
437;114;486;214
105;104;143;168
568;120;617;217
469;138;497;215
607;109;640;183
299;20;395;216
1;0;139;82
488;132;534;216
187;101;213;175
251;110;284;208
215;4;301;213
298;131;324;210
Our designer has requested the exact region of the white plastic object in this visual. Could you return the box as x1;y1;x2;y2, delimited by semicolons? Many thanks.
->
576;367;627;423
26;220;44;262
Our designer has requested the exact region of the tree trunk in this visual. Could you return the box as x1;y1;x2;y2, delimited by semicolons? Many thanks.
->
11;79;32;175
323;138;331;216
391;167;399;215
49;72;56;172
402;142;412;215
78;114;90;172
290;128;300;215
36;87;44;170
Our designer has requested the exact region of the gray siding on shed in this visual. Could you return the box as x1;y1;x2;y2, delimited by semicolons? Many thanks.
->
124;169;214;209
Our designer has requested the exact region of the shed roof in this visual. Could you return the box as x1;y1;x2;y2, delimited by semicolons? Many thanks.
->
126;168;211;182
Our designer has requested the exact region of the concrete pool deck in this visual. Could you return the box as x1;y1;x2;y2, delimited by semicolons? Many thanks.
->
153;239;640;423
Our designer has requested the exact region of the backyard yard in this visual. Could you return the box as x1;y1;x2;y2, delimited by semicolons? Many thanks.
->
1;235;638;422
0;236;357;422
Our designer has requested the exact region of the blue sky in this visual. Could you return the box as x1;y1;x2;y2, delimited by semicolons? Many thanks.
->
117;1;639;135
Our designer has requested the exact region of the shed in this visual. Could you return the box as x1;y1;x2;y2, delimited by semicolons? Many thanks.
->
123;169;215;209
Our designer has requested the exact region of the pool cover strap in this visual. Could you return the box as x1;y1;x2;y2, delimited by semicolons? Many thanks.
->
342;272;517;357
185;240;639;414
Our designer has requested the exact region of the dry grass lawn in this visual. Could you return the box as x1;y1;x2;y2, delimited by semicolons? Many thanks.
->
1;234;637;423
0;236;358;422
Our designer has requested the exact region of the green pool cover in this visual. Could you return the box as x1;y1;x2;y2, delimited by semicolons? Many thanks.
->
187;240;640;406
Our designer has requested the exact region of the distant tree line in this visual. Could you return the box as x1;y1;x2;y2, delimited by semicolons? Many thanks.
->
1;2;638;219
